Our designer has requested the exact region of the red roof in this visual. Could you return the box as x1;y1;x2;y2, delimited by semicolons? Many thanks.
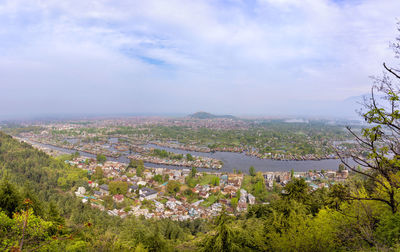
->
113;194;124;200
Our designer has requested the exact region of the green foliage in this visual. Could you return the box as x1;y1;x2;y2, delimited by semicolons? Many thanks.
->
96;154;107;164
152;149;183;160
153;174;163;183
186;153;194;161
283;178;310;203
230;198;238;210
0;132;197;250
0;179;22;217
0;208;63;251
128;159;139;168
200;211;267;251
106;121;351;159
190;167;197;178
136;163;144;177
185;176;197;188
376;212;400;246
211;176;220;186
167;180;181;195
109;181;129;195
93;166;104;181
249;166;255;177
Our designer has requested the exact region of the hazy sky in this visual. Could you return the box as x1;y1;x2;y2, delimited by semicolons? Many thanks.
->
1;0;400;119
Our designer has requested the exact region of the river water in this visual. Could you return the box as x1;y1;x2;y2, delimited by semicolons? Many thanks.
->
37;139;347;173
143;144;345;173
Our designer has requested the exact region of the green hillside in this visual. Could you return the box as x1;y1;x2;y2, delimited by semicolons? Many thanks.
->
189;112;237;119
1;129;400;251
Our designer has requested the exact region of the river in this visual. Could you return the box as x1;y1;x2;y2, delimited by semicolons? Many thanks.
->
35;139;348;173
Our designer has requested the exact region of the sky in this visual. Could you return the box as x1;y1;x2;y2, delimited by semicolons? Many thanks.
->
0;0;400;119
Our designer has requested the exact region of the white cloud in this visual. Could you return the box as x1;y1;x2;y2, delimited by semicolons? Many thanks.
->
0;0;399;118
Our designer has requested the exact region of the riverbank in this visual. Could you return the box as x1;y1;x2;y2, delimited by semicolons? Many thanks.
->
20;137;345;173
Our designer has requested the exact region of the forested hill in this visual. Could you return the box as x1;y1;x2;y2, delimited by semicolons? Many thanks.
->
0;131;204;251
1;130;400;251
189;112;237;119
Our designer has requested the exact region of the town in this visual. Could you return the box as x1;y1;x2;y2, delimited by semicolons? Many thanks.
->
3;114;358;164
65;154;348;220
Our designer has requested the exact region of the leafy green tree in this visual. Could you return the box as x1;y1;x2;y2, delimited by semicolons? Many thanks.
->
22;187;44;217
47;201;65;235
283;178;310;203
135;243;148;252
190;167;197;178
186;153;194;161
338;28;400;213
164;174;170;181
72;151;80;159
93;166;104;181
230;198;238;211
109;181;128;195
96;154;107;164
167;180;181;195
136;164;144;177
212;176;220;186
201;211;239;252
0;179;22;217
153;174;163;183
128;159;138;168
254;180;265;196
47;201;64;225
375;212;400;246
103;195;114;209
249;166;256;177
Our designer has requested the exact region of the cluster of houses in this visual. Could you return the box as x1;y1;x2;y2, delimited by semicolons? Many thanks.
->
66;156;350;220
263;169;349;189
68;157;262;219
127;153;223;169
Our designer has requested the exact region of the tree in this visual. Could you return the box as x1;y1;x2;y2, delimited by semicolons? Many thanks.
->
190;167;197;178
109;181;128;195
93;166;104;181
186;153;194;161
96;154;107;164
72;151;80;159
284;178;310;204
164;174;170;181
338;163;345;172
153;174;163;183
254;181;265;195
134;243;148;252
128;159;138;168
212;176;220;186
230;198;238;211
167;180;181;195
0;179;22;217
136;164;144;177
201;211;239;252
338;24;400;213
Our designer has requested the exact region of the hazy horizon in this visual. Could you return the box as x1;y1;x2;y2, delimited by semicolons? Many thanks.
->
1;0;399;119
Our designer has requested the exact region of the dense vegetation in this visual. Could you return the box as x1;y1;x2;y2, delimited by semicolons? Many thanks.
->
107;122;352;156
0;132;206;251
1;129;400;251
9;119;355;159
189;112;237;119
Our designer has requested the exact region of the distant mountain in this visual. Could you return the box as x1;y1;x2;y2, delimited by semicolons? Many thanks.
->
189;112;237;119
